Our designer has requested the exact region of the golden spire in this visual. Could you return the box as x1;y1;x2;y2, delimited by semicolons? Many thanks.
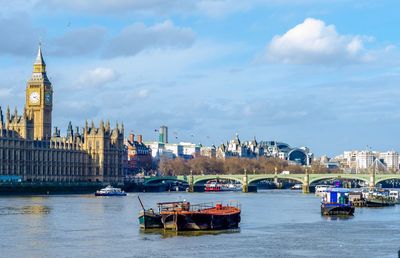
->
35;42;46;65
33;43;46;73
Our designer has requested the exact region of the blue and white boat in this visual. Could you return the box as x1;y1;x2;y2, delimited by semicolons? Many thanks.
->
321;188;354;216
95;185;127;196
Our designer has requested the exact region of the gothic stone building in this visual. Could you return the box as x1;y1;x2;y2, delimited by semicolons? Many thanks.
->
0;46;125;183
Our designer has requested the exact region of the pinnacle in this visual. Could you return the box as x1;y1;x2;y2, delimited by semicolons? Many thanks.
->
35;43;46;66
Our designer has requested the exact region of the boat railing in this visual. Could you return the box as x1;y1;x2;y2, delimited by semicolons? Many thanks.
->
189;201;241;211
158;201;242;213
227;200;241;209
189;202;215;212
157;201;191;212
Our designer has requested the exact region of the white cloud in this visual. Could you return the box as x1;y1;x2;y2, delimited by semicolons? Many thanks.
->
77;67;118;88
38;0;193;15
136;89;150;98
37;0;323;17
50;26;107;56
104;20;195;58
0;88;12;97
265;18;372;65
0;14;42;57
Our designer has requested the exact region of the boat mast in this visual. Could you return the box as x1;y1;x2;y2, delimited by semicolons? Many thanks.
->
137;196;145;211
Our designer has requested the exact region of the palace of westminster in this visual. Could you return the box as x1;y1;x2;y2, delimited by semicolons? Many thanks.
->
0;46;125;183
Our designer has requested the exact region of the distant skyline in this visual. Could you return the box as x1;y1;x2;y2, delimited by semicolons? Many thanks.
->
1;0;400;156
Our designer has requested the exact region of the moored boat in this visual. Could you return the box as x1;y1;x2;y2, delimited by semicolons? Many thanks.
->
389;190;400;204
205;181;221;192
205;180;242;192
95;185;127;196
291;184;302;190
137;196;163;229
321;188;355;216
362;188;396;207
159;201;241;231
315;185;332;197
221;183;242;191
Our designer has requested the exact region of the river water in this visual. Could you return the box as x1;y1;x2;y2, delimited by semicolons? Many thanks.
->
1;190;399;258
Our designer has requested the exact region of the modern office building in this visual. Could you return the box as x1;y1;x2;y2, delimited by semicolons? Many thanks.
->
158;125;168;144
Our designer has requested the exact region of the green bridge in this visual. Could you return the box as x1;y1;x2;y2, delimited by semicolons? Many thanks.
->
144;172;400;193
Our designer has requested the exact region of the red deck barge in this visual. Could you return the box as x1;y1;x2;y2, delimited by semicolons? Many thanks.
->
159;201;241;231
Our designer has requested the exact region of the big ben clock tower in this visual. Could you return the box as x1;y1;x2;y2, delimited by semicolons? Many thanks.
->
26;44;53;140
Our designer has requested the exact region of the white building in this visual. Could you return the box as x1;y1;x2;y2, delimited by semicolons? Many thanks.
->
356;150;375;170
337;150;400;172
379;151;399;171
144;141;202;160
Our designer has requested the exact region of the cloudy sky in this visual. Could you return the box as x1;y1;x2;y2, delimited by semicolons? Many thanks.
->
1;0;400;156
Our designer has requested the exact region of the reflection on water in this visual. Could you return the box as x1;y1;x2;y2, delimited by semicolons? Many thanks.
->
140;228;240;238
322;215;354;221
0;205;51;216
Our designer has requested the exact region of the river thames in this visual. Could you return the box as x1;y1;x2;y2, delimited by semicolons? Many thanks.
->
1;190;399;258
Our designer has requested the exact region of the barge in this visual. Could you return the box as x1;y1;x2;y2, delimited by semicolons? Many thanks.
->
137;196;163;229
321;188;355;216
160;201;241;231
363;189;396;207
137;199;241;231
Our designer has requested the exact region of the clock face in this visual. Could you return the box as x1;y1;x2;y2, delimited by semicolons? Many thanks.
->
45;92;52;105
29;92;40;104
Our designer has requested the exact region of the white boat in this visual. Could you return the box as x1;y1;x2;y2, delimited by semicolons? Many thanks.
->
389;190;400;204
291;184;302;190
315;185;332;197
205;181;242;192
95;185;127;196
221;183;242;191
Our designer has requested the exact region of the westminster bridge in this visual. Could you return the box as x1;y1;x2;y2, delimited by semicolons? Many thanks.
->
143;172;400;193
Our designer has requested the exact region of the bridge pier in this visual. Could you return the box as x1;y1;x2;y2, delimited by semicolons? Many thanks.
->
302;171;310;194
274;168;282;189
188;170;194;193
369;169;376;188
242;169;248;193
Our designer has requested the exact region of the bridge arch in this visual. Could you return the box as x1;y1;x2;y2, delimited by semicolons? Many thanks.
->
248;175;304;185
193;176;243;185
309;174;369;185
376;176;400;185
144;176;188;186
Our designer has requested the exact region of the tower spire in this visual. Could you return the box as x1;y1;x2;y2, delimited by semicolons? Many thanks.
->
32;43;47;75
35;43;46;66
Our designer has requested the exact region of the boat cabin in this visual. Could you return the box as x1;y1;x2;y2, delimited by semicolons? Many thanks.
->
322;188;351;205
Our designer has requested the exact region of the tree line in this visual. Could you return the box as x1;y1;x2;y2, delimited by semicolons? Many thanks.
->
158;156;338;176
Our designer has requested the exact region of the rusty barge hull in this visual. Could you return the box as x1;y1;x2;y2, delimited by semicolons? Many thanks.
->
161;207;241;231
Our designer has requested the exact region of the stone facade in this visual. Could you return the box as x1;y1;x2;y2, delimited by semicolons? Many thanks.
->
216;134;264;159
0;46;125;183
125;133;152;174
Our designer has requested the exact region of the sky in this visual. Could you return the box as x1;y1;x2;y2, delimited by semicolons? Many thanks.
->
0;0;400;156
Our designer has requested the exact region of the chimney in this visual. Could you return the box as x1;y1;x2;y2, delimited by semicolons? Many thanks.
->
138;134;143;143
129;133;135;142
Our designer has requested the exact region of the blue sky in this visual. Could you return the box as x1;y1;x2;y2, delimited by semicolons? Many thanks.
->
1;0;400;156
